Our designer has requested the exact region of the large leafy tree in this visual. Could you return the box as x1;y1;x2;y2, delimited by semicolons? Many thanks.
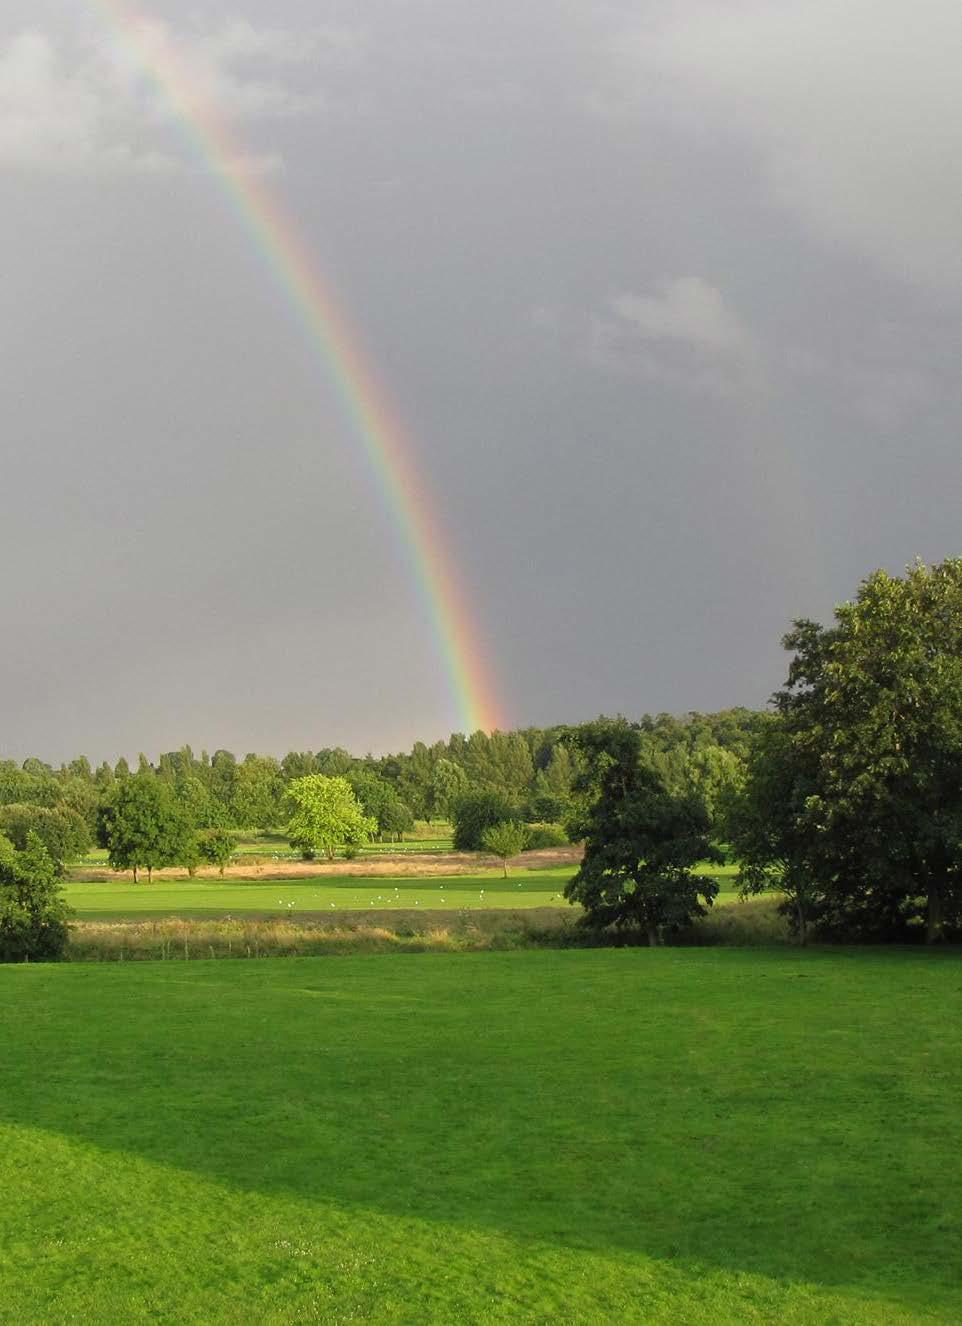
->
0;832;71;962
232;756;285;831
281;751;319;782
747;559;962;941
563;717;718;945
725;716;821;943
285;775;376;861
349;771;415;842
430;758;469;820
99;772;193;883
379;796;415;843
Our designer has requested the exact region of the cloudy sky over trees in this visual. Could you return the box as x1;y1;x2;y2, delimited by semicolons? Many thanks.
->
3;1;960;758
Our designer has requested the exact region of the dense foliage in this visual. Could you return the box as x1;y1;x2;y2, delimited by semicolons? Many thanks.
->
451;789;519;851
0;802;91;868
99;773;193;883
285;776;377;861
0;831;71;961
0;709;755;886
563;717;718;944
729;559;962;942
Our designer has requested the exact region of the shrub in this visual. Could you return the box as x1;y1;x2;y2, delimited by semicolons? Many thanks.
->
0;802;91;869
0;831;71;962
528;792;570;823
451;790;518;851
524;823;569;850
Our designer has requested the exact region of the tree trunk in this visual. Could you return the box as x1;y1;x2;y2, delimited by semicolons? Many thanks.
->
147;865;153;884
927;882;944;944
646;925;661;947
502;860;508;878
795;896;808;946
133;864;138;884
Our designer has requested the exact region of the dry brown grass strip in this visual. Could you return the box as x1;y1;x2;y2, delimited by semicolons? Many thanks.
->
65;897;793;962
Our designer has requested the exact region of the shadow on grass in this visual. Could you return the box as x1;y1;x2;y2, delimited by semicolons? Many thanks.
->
1;947;961;1316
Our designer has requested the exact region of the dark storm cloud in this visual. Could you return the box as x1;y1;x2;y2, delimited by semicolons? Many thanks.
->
2;0;961;760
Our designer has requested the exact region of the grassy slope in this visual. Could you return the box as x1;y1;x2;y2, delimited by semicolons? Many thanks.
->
1;948;960;1324
64;865;739;921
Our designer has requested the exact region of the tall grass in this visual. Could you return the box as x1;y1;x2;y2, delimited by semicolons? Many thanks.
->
67;912;577;961
684;896;792;945
66;896;793;962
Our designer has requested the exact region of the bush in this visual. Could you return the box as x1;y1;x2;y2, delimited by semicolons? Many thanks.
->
451;790;518;851
195;828;236;876
0;831;71;962
528;793;570;823
524;823;569;850
0;802;91;869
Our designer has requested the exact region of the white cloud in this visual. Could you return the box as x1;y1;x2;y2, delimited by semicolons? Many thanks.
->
615;0;962;293
0;20;333;172
589;277;758;396
610;278;753;357
0;31;117;169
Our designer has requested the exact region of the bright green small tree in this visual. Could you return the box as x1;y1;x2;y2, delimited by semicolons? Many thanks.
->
0;831;71;962
285;775;376;861
481;821;528;877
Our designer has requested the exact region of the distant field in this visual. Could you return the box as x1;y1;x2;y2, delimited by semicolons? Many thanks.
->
64;864;740;920
1;948;959;1323
64;868;577;919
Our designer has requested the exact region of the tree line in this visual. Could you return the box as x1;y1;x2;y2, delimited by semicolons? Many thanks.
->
0;712;758;873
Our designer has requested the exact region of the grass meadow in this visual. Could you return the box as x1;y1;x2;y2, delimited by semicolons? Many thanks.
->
63;864;739;920
1;947;959;1324
63;867;580;919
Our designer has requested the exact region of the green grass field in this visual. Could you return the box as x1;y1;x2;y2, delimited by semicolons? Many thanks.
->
64;864;739;920
64;868;578;919
1;948;959;1323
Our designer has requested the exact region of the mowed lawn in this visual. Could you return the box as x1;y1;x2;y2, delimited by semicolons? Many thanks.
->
64;865;738;920
63;868;577;918
1;950;960;1324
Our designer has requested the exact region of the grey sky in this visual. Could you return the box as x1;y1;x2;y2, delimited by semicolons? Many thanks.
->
2;0;961;762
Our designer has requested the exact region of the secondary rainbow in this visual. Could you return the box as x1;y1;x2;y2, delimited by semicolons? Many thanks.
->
91;0;503;734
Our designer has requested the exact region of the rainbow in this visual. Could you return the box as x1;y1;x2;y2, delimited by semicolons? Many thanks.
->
91;1;503;735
